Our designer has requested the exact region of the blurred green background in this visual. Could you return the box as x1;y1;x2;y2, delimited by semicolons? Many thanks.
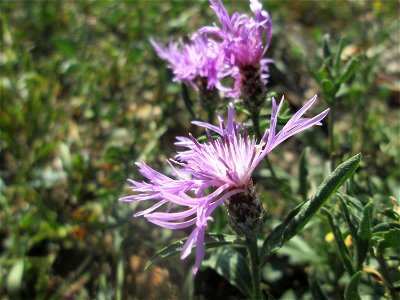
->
1;0;399;299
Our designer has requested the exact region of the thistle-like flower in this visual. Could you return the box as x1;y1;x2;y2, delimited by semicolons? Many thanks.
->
151;34;234;93
120;95;329;275
200;0;272;68
200;0;273;109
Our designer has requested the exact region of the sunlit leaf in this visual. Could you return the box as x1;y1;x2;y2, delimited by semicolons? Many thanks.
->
260;153;361;265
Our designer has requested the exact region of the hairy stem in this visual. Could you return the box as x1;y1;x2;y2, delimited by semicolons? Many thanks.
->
247;234;263;300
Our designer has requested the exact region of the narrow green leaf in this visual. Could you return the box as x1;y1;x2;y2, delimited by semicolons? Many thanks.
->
260;153;361;265
339;195;358;241
322;79;336;95
283;154;361;242
7;259;24;299
372;222;400;233
334;37;348;71
298;147;309;201
376;228;400;256
323;208;354;275
322;34;332;59
308;64;322;85
339;58;358;84
344;271;362;300
339;193;363;225
234;105;251;117
145;233;239;271
202;246;253;299
355;202;373;270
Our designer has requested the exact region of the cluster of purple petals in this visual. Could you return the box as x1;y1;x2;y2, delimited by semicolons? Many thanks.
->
150;35;234;91
121;96;329;275
151;0;272;97
200;0;272;68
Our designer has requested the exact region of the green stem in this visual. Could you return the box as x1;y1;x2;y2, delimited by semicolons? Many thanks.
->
247;235;262;300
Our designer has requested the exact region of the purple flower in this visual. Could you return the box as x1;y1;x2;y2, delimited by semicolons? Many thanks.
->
150;34;234;92
121;95;329;275
200;0;272;69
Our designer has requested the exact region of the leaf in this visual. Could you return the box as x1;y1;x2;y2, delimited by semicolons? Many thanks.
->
372;222;400;233
145;233;239;271
339;58;358;84
339;195;358;241
338;193;363;225
7;259;24;299
260;153;361;265
355;202;373;270
234;105;251;117
333;37;348;71
202;246;253;299
344;271;362;300
376;228;400;256
298;147;309;201
279;236;321;265
323;208;354;275
322;79;336;95
322;34;332;59
308;64;322;85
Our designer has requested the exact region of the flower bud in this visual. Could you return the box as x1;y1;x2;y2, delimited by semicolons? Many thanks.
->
226;182;264;236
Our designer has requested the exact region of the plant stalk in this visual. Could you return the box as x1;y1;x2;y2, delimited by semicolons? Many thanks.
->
247;235;263;300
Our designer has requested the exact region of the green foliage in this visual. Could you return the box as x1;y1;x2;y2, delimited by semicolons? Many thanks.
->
1;0;398;299
260;154;361;265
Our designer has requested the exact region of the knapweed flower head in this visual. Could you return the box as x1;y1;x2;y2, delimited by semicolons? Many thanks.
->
120;95;329;275
200;0;273;105
200;0;272;69
150;34;234;92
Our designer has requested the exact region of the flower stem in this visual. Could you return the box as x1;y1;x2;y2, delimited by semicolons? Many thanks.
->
247;234;263;300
